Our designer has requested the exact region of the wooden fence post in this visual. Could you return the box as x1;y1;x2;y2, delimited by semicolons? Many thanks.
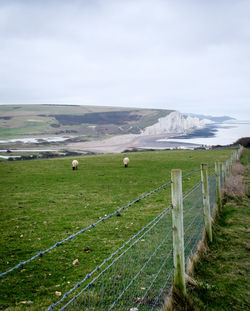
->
237;148;240;161
229;155;233;173
171;169;186;295
227;159;230;176
215;162;222;212
200;164;212;242
222;163;226;186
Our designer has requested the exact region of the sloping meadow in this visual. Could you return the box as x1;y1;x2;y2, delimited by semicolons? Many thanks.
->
0;149;233;310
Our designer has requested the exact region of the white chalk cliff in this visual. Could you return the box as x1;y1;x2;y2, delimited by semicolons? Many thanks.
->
142;111;214;136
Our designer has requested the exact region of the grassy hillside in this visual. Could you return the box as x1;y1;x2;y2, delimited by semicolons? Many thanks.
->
0;104;172;140
189;186;250;310
164;150;250;311
0;149;234;310
188;155;250;311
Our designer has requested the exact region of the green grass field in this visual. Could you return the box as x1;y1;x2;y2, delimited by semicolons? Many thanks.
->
0;149;234;310
185;159;250;311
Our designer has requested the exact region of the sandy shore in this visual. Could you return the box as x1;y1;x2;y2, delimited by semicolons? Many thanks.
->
67;134;199;153
67;134;140;153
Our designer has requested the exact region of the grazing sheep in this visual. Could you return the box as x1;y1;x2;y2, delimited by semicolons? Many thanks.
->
72;160;79;170
123;157;130;168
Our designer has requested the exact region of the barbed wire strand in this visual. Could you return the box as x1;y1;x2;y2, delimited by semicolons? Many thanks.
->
52;157;240;309
182;168;201;179
50;173;203;310
0;168;203;279
0;180;172;279
183;181;201;200
58;209;172;311
1;153;238;309
47;205;172;310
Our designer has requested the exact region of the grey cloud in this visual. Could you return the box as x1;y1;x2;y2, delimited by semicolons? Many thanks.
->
0;0;249;119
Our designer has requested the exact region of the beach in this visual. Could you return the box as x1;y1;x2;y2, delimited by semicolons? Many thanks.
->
67;133;199;153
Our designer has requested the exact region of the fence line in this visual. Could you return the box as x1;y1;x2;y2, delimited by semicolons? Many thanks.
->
58;206;173;310
171;147;243;295
1;146;243;310
0;168;203;279
49;147;242;310
50;169;208;310
47;205;172;310
182;168;202;179
0;180;173;279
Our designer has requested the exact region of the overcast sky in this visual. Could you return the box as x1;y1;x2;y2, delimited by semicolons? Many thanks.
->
0;0;249;119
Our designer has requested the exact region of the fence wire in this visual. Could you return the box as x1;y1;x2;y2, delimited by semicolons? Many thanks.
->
49;179;210;311
2;150;239;310
49;206;173;311
209;173;216;216
183;182;204;264
1;169;203;280
0;180;171;279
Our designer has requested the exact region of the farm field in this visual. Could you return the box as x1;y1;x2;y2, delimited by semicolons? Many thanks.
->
0;149;234;310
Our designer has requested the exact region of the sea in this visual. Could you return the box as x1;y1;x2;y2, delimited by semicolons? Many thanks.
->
157;121;250;147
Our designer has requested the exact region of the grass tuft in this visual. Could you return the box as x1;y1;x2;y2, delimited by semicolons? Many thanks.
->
163;286;198;311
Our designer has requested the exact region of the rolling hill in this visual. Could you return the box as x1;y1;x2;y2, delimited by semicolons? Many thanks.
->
0;104;173;140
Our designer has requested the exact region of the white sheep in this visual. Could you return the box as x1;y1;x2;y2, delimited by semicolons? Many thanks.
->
123;157;130;168
72;160;79;170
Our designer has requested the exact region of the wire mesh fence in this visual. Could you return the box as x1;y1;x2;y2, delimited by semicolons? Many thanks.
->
209;173;217;216
47;167;224;311
49;174;209;311
50;206;173;311
183;182;204;265
1;148;241;311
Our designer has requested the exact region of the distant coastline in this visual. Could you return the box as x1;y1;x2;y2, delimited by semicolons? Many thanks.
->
158;122;250;147
170;123;218;140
